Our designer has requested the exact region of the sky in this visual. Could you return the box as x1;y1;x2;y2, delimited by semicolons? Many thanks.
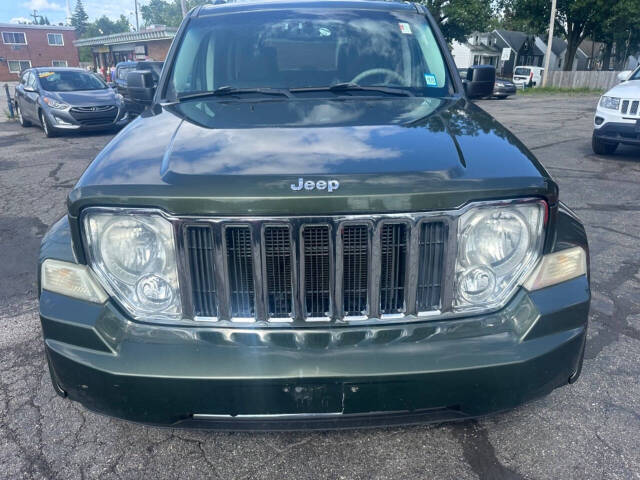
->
1;0;139;25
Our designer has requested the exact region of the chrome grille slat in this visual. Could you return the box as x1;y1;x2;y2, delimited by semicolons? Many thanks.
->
342;225;369;317
302;225;331;319
417;222;446;313
182;214;449;326
186;226;217;318
379;223;407;315
263;226;293;318
226;226;255;319
622;100;630;114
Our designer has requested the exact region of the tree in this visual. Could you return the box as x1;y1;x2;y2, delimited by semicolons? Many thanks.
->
71;0;89;36
84;15;131;37
421;0;495;43
141;0;209;28
499;0;612;71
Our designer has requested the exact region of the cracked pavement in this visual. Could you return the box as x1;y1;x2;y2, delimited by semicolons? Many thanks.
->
1;94;639;479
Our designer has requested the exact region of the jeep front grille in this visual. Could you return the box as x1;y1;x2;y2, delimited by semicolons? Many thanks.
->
180;214;451;325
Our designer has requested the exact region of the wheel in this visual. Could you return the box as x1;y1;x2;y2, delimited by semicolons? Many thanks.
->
15;102;31;127
592;134;618;155
39;110;57;138
496;95;508;99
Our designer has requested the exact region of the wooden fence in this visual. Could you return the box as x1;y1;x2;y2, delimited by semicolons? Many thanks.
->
545;70;622;90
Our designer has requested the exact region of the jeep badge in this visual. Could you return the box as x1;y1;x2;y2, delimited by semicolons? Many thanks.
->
290;178;340;192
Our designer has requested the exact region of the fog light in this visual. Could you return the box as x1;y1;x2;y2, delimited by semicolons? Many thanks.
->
135;274;174;309
457;266;496;304
41;259;108;303
595;116;604;126
523;247;587;291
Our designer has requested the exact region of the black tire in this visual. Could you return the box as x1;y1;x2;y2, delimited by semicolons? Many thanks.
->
39;110;57;138
592;134;618;155
15;102;31;127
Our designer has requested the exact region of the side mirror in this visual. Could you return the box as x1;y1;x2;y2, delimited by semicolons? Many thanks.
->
107;82;116;88
618;71;632;82
464;65;496;99
127;70;155;106
24;85;37;93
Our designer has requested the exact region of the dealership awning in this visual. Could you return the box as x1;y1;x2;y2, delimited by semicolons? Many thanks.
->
73;26;177;47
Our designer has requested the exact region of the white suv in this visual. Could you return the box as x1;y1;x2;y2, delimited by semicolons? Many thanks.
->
593;67;640;155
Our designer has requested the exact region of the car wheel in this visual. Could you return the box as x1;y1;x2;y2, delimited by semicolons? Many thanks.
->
592;134;618;155
39;110;57;138
16;102;31;127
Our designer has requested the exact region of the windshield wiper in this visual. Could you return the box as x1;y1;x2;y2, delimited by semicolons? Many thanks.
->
290;83;413;97
177;86;293;101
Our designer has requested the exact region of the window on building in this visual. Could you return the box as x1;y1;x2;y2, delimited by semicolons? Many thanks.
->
8;60;32;73
47;33;64;46
52;60;68;67
2;32;27;44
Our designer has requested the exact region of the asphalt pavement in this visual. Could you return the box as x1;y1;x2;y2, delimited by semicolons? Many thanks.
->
1;94;639;479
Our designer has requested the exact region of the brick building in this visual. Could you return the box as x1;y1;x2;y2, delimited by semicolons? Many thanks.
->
0;24;79;82
73;26;177;74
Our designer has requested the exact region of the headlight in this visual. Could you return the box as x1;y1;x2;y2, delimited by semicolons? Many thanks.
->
599;96;620;110
496;82;504;87
83;210;181;320
43;97;69;110
454;201;546;313
115;93;124;102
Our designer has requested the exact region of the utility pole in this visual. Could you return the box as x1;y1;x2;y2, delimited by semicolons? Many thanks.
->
29;9;40;24
542;0;557;86
134;0;139;31
181;0;187;17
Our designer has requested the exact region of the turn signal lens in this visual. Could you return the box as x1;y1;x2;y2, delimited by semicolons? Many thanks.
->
523;247;587;291
41;259;108;303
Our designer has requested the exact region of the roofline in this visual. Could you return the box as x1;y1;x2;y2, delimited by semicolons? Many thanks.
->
0;23;75;31
73;27;178;47
196;0;417;16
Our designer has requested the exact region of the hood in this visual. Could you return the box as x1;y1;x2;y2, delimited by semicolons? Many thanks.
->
70;97;556;216
48;88;117;107
605;79;640;98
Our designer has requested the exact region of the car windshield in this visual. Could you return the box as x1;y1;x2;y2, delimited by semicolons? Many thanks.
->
168;8;450;99
629;68;640;81
38;70;107;92
514;68;531;76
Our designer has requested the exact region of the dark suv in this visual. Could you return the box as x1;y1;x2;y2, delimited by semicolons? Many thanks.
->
38;0;590;429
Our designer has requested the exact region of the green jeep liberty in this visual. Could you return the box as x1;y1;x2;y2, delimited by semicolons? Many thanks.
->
38;0;590;429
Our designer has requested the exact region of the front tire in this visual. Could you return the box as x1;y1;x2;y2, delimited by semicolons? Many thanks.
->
39;110;57;138
16;102;31;127
592;134;618;155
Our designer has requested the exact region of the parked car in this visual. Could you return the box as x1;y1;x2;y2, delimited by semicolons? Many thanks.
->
493;78;517;98
14;67;128;137
114;60;163;116
592;65;640;154
39;0;590;430
513;66;544;88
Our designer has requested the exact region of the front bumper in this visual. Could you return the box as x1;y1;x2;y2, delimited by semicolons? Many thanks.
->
41;274;589;430
493;85;517;96
44;105;129;131
593;121;640;146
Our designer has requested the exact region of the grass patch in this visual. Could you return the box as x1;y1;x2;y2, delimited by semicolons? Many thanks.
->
517;86;604;95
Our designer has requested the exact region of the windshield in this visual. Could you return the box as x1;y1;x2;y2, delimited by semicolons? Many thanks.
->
629;67;640;81
168;9;450;99
38;70;107;92
514;68;531;76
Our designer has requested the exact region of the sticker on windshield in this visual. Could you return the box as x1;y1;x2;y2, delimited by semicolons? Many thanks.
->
398;22;412;35
424;73;437;87
38;72;54;78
